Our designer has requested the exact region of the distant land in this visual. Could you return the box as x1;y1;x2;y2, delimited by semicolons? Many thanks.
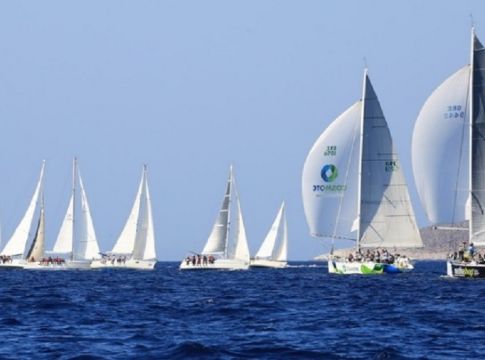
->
315;223;469;261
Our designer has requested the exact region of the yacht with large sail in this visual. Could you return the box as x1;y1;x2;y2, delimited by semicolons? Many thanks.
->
250;202;288;268
90;165;157;270
179;166;250;270
0;161;45;269
302;70;423;274
43;158;101;269
412;28;485;278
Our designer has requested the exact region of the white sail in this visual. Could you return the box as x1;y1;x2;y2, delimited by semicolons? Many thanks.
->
358;74;423;248
26;204;45;261
232;195;250;262
255;202;287;261
412;66;470;224
2;161;45;257
111;172;143;254
75;175;101;260
276;207;288;261
141;176;156;260
470;34;485;246
302;102;361;240
202;168;232;255
131;167;156;260
53;194;74;254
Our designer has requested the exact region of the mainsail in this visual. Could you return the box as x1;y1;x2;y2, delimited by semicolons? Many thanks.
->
255;202;288;261
202;167;232;255
1;161;45;257
202;166;250;262
302;71;422;249
26;204;45;261
470;34;485;245
358;74;422;248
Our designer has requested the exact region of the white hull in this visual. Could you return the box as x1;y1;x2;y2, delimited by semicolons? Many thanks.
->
179;258;249;270
328;258;411;275
250;259;287;268
23;259;92;270
23;262;68;270
65;260;93;269
91;258;156;270
0;259;25;269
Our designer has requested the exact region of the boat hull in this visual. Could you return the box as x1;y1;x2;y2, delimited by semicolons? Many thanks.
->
23;259;91;270
0;259;25;269
179;258;249;270
447;260;485;278
65;260;92;269
23;262;68;270
250;259;287;268
328;259;407;275
91;259;156;270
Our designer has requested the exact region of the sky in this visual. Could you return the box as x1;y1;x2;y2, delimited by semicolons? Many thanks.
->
0;0;483;260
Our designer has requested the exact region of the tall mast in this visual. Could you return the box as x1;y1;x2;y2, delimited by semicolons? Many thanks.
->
468;28;475;245
356;69;367;251
224;165;233;258
71;157;77;260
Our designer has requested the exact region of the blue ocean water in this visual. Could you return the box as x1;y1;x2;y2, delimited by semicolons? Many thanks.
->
0;261;484;359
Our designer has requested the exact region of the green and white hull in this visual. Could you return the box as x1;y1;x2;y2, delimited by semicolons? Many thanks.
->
328;259;384;275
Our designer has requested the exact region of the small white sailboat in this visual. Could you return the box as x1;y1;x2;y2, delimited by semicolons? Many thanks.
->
412;28;485;278
41;158;101;270
90;165;157;270
180;166;250;270
0;161;45;269
250;202;288;268
302;70;422;275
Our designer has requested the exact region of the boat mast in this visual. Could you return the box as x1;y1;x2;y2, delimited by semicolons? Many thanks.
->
356;69;367;252
224;166;233;259
468;28;475;246
71;157;77;260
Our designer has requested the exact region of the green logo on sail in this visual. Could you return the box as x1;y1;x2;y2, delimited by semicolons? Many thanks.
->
321;164;338;182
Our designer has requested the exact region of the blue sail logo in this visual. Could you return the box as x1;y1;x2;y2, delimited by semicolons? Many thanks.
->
321;164;338;182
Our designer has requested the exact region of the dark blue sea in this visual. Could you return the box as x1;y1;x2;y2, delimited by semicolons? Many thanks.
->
0;261;484;359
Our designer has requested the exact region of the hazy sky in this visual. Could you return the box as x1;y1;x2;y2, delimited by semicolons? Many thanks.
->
0;1;483;260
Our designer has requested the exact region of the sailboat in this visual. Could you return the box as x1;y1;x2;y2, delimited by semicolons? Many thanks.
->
179;166;250;270
302;70;423;275
0;161;45;269
250;202;288;268
412;28;485;278
44;158;101;269
90;165;157;270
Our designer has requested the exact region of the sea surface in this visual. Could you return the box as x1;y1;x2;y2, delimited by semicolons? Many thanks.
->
0;261;484;359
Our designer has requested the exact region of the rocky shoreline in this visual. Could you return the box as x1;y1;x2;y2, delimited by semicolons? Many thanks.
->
314;223;469;261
